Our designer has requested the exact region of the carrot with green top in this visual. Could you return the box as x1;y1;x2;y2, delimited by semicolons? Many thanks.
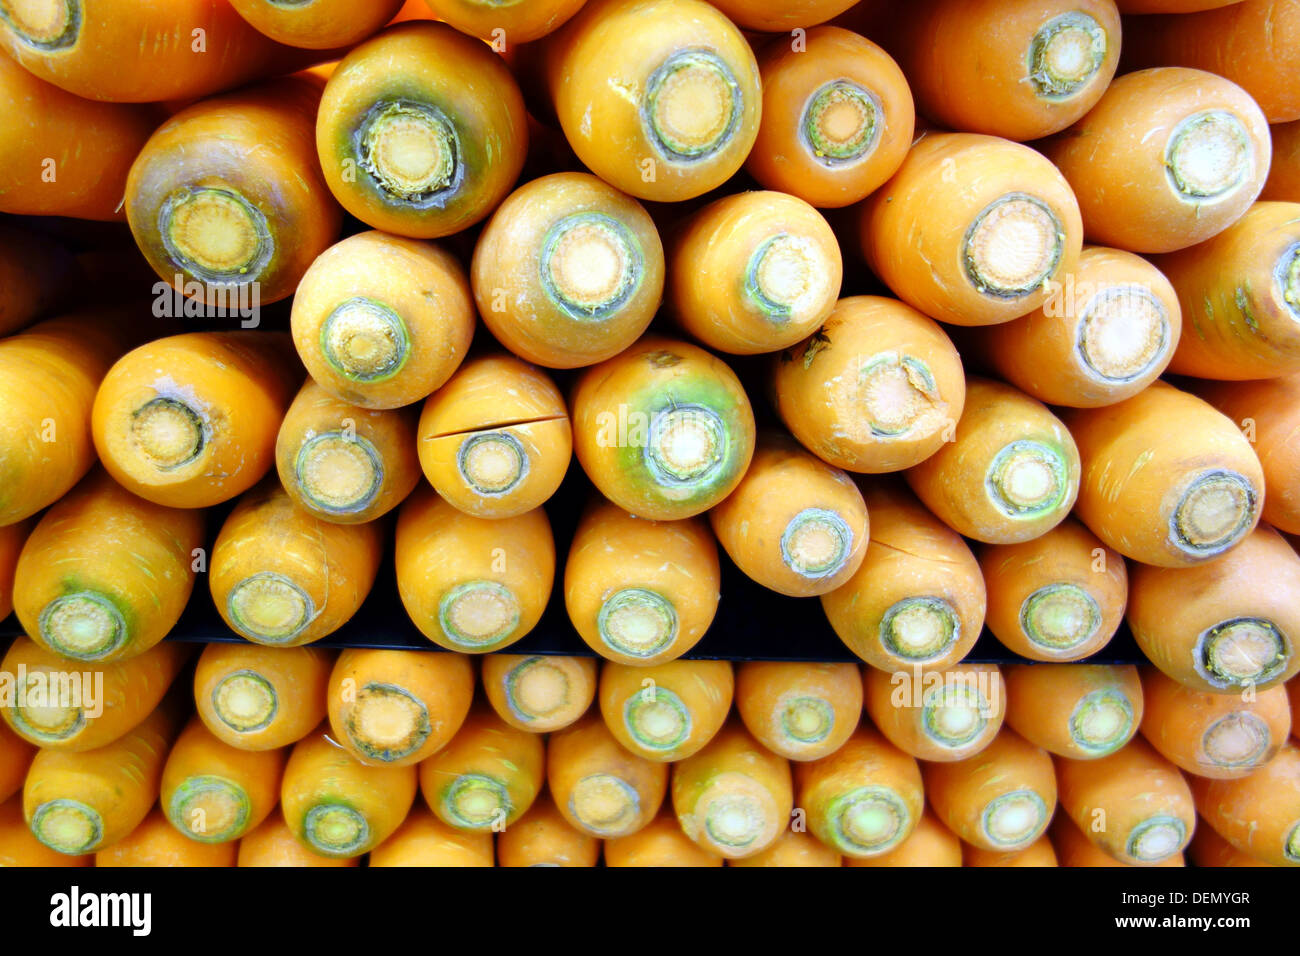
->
482;654;598;734
194;643;334;752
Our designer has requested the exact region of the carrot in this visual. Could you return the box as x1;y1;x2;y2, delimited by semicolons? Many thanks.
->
1;637;188;752
481;653;598;733
794;724;924;859
1056;736;1196;865
771;296;967;474
13;469;202;662
1196;374;1300;534
1191;740;1300;865
1263;120;1300;202
237;809;359;867
0;311;147;526
865;663;1007;763
1060;381;1265;567
0;518;30;622
126;76;341;308
670;721;793;860
821;481;986;672
1292;676;1300;741
369;804;495;866
1118;0;1244;10
194;643;334;752
92;331;302;509
0;225;76;334
666;192;842;356
1052;811;1186;866
0;715;35;805
96;809;237;867
210;481;384;647
472;173;663;370
735;661;861;762
924;728;1057;852
540;0;760;202
979;519;1128;661
599;659;734;763
395;485;555;653
280;723;418;858
1123;0;1300;124
1187;818;1277;867
964;246;1183;408
316;22;528;238
419;703;546;831
497;789;600;867
1003;665;1142;760
889;0;1120;142
328;648;474;768
422;0;586;43
746;27;913;209
294;239;473;415
604;809;723;867
230;0;404;49
276;381;420;525
1139;667;1291;779
417;354;571;519
23;695;183;855
1154;201;1300;380
0;0;304;102
964;835;1059;867
0;795;90;867
565;499;719;666
905;377;1081;545
1126;525;1300;693
842;809;962;867
570;336;756;521
728;827;843;867
160;717;285;845
707;0;859;30
859;132;1084;326
1040;68;1271;254
547;711;669;838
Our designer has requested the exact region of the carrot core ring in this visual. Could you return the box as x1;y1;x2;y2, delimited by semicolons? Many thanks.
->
39;591;126;660
359;100;460;201
570;774;640;835
987;439;1068;517
443;774;510;829
802;80;879;163
1277;243;1300;319
1028;12;1107;100
1166;110;1251;201
644;50;743;161
1019;583;1101;651
159;187;273;284
1172;470;1257;557
1078;285;1169;382
781;508;853;579
597;588;678;659
964;194;1063;298
31;799;102;855
10;668;84;741
781;696;833;744
699;776;774;850
858;353;943;438
304;804;369;857
168;776;250;843
212;670;277;733
1198;617;1289;688
1127;815;1186;862
1286;823;1300;863
541;213;642;319
438;580;520;648
227;572;314;644
0;0;79;50
296;432;383;514
131;397;206;471
346;682;431;762
828;786;910;854
880;597;959;661
505;658;571;720
746;233;828;320
646;404;725;485
458;432;527;495
1201;712;1271;769
624;686;690;752
981;790;1047;848
1068;689;1133;755
319;296;410;383
922;684;987;747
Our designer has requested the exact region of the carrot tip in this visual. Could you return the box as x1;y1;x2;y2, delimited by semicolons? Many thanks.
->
1196;617;1289;688
39;591;127;660
1126;815;1187;863
359;101;460;202
781;697;834;746
569;774;641;836
440;774;510;830
344;683;432;762
319;297;411;384
781;508;853;580
131;397;206;472
802;81;880;164
2;0;78;52
1019;583;1101;652
438;580;521;649
1165;111;1252;201
458;432;527;495
1068;689;1134;756
980;790;1048;849
210;670;278;733
295;433;383;515
1028;12;1108;101
540;213;643;319
1172;469;1258;557
503;657;573;722
623;687;690;754
597;588;679;659
228;572;315;644
881;597;960;662
825;786;910;855
167;776;250;844
964;194;1064;299
645;51;743;161
159;188;273;285
30;798;102;855
302;803;369;857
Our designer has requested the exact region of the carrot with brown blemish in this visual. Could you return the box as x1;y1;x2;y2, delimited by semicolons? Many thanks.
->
865;663;1006;763
194;643;334;752
1002;664;1143;759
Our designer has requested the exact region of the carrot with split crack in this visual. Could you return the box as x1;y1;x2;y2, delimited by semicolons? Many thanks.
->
369;805;495;866
746;27;913;209
1060;381;1265;567
0;795;89;867
396;485;555;653
482;653;598;734
771;296;967;474
237;809;359;867
1040;68;1271;254
1002;664;1143;760
1139;667;1291;779
1191;740;1300;866
497;790;600;867
599;660;733;763
419;703;546;831
729;828;842;867
842;809;962;867
548;711;668;839
864;663;1006;763
565;499;719;666
231;0;405;49
604;809;723;867
965;246;1182;408
964;835;1059;867
194;643;334;752
979;518;1128;662
1263;120;1300;202
735;661;861;762
417;354;571;519
92;331;302;509
821;481;985;673
1126;525;1300;693
327;649;474;768
316;21;528;238
210;481;384;647
422;0;588;44
859;132;1084;326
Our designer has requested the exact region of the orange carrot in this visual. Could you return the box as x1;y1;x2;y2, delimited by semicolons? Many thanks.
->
1263;120;1300;202
547;711;668;838
735;661;862;762
728;827;843;867
1051;811;1186;866
0;716;35;806
0;518;31;622
599;660;734;763
1187;818;1277;867
707;0;859;30
230;0;405;49
368;805;495;866
865;663;1006;763
1003;664;1143;759
422;0;587;42
842;809;962;867
96;809;237;867
1190;740;1300;865
237;809;358;867
964;835;1059;867
481;654;598;734
497;790;600;867
0;795;90;867
604;809;723;867
194;643;334;752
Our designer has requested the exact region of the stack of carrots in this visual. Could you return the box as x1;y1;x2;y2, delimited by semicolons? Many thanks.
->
0;0;1299;867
